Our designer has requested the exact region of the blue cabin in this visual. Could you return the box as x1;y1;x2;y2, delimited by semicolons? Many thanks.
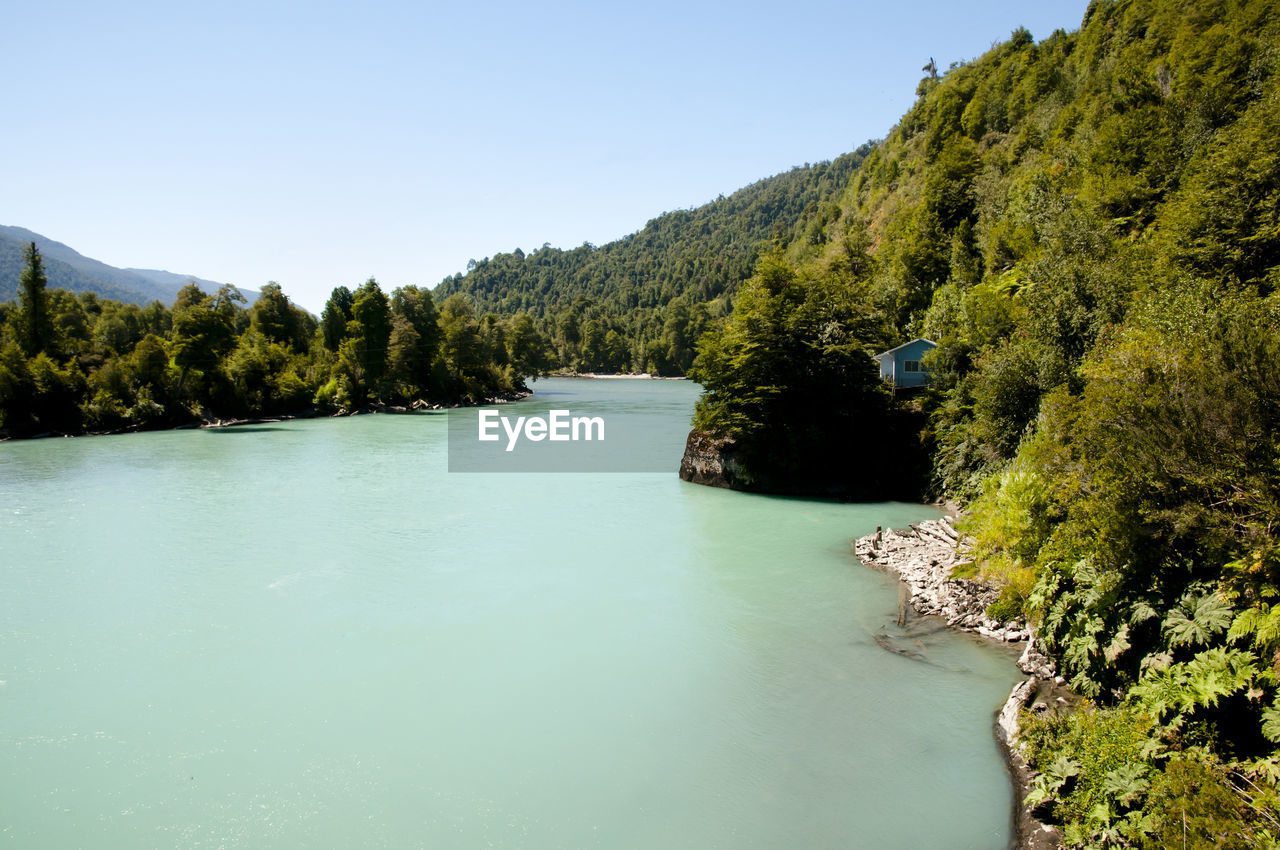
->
874;338;937;388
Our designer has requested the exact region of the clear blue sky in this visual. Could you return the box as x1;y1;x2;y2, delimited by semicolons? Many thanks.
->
2;0;1090;312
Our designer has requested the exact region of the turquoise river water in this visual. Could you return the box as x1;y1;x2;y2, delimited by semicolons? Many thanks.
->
1;377;1019;848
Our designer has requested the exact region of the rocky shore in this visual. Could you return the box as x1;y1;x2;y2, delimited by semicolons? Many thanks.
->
854;517;1028;642
853;516;1070;850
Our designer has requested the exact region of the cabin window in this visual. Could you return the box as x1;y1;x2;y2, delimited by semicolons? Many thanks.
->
903;360;920;372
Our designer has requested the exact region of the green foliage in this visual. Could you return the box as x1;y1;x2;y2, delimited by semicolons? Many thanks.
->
1140;758;1269;850
1;274;536;434
8;17;1280;825
16;242;54;358
433;151;871;374
986;573;1034;623
1163;594;1235;649
1022;715;1280;850
1022;704;1158;830
250;282;313;352
320;285;354;352
170;282;239;404
688;251;917;497
386;284;442;398
349;278;392;392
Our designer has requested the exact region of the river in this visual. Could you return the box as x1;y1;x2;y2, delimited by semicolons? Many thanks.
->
0;377;1019;848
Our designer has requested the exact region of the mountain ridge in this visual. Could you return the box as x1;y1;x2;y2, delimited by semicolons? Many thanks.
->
0;225;257;306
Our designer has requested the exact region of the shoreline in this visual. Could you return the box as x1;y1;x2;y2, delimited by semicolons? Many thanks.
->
0;389;533;443
543;371;688;380
853;517;1066;850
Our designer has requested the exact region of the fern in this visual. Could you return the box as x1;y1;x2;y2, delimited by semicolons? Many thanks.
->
1185;647;1258;708
1133;647;1260;722
1263;705;1280;744
1232;604;1280;652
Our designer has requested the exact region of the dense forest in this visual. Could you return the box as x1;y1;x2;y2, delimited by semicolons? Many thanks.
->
0;245;554;436
433;152;867;375
688;0;1280;844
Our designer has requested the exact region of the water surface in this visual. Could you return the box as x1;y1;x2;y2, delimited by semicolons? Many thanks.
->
0;378;1019;848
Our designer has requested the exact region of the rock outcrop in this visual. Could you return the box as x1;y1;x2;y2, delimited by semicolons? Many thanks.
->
678;429;752;489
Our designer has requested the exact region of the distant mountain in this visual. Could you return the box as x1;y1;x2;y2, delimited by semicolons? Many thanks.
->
124;267;256;303
0;225;256;306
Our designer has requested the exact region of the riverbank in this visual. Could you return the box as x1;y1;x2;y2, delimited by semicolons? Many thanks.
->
546;371;688;380
0;389;533;442
853;517;1069;850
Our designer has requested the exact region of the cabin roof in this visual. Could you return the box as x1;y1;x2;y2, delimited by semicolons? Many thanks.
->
873;337;937;360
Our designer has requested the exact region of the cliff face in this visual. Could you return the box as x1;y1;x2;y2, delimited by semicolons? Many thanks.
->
677;427;814;493
677;429;752;489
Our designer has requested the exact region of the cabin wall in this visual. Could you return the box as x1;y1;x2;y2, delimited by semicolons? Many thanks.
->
879;340;936;388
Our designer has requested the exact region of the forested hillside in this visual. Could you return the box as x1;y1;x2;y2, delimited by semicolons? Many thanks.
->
689;0;1280;844
432;152;867;374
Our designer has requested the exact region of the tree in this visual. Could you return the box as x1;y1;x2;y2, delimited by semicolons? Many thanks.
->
507;313;552;377
386;315;424;397
251;282;307;351
350;278;391;390
320;286;354;351
438;294;490;400
17;242;54;357
689;251;905;496
388;285;441;394
170;283;237;402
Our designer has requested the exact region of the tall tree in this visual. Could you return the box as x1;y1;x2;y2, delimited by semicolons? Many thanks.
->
250;282;306;350
320;286;354;351
17;242;54;357
170;283;236;402
506;313;552;377
388;285;441;395
350;278;392;388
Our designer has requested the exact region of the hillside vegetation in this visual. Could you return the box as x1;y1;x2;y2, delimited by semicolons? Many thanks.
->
691;0;1280;844
433;152;867;375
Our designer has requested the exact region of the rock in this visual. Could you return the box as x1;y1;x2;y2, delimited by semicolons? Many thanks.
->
677;429;752;490
997;677;1065;849
1018;637;1057;678
997;678;1035;745
854;517;1025;642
